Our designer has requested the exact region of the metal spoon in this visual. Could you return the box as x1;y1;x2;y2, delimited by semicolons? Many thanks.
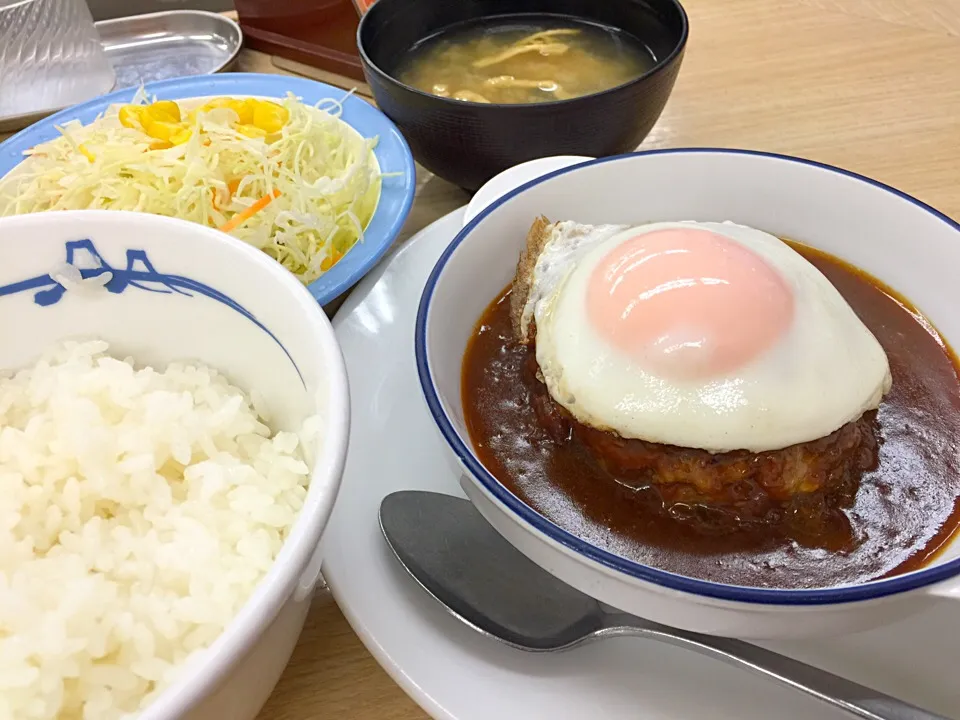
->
379;490;952;720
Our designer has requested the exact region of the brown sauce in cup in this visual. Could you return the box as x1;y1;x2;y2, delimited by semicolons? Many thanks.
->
461;242;960;588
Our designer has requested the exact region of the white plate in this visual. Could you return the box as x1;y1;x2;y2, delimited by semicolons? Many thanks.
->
322;207;960;720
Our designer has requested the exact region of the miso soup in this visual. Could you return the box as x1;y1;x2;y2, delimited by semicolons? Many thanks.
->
395;15;655;105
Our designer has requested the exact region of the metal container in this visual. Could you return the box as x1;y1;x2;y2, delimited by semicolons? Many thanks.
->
96;10;242;90
0;0;116;119
0;10;242;133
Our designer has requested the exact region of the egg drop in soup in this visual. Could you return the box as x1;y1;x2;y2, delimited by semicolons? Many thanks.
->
395;16;655;104
462;218;960;590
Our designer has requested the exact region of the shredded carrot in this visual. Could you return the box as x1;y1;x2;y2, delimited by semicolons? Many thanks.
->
213;178;242;213
78;144;95;163
218;189;280;233
320;250;344;272
211;182;235;212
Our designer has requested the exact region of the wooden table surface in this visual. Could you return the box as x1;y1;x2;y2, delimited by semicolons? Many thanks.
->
2;0;959;717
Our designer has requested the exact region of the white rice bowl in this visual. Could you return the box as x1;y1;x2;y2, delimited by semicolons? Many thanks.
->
0;210;350;720
1;340;320;719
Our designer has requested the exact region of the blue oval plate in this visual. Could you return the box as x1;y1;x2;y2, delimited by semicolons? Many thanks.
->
0;73;417;306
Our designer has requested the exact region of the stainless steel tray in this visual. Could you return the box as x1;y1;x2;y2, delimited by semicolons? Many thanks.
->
0;10;242;134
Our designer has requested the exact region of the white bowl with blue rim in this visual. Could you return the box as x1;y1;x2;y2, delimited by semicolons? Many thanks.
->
0;73;416;307
0;208;349;719
415;148;960;640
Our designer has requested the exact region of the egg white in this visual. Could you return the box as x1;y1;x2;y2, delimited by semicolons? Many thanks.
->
523;220;892;453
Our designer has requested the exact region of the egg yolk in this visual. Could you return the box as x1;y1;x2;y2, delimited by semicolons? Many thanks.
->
585;227;794;381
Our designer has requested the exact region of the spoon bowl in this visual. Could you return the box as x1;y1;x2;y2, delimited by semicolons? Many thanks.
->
379;490;954;720
380;485;604;651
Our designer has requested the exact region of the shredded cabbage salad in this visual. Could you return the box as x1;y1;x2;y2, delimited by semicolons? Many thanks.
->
0;90;382;284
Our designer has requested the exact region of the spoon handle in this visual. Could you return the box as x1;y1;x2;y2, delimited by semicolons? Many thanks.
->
602;616;950;720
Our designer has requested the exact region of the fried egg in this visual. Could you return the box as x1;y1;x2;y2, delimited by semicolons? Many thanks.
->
518;220;892;453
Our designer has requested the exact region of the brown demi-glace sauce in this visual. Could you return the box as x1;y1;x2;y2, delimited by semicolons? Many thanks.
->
461;242;960;588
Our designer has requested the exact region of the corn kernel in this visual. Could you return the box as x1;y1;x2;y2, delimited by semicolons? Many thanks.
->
229;98;257;125
118;105;145;129
199;97;233;113
148;100;181;123
252;101;290;134
235;124;267;139
143;118;183;142
170;128;193;146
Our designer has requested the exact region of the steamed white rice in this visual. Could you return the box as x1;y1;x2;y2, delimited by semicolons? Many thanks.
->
0;341;317;720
